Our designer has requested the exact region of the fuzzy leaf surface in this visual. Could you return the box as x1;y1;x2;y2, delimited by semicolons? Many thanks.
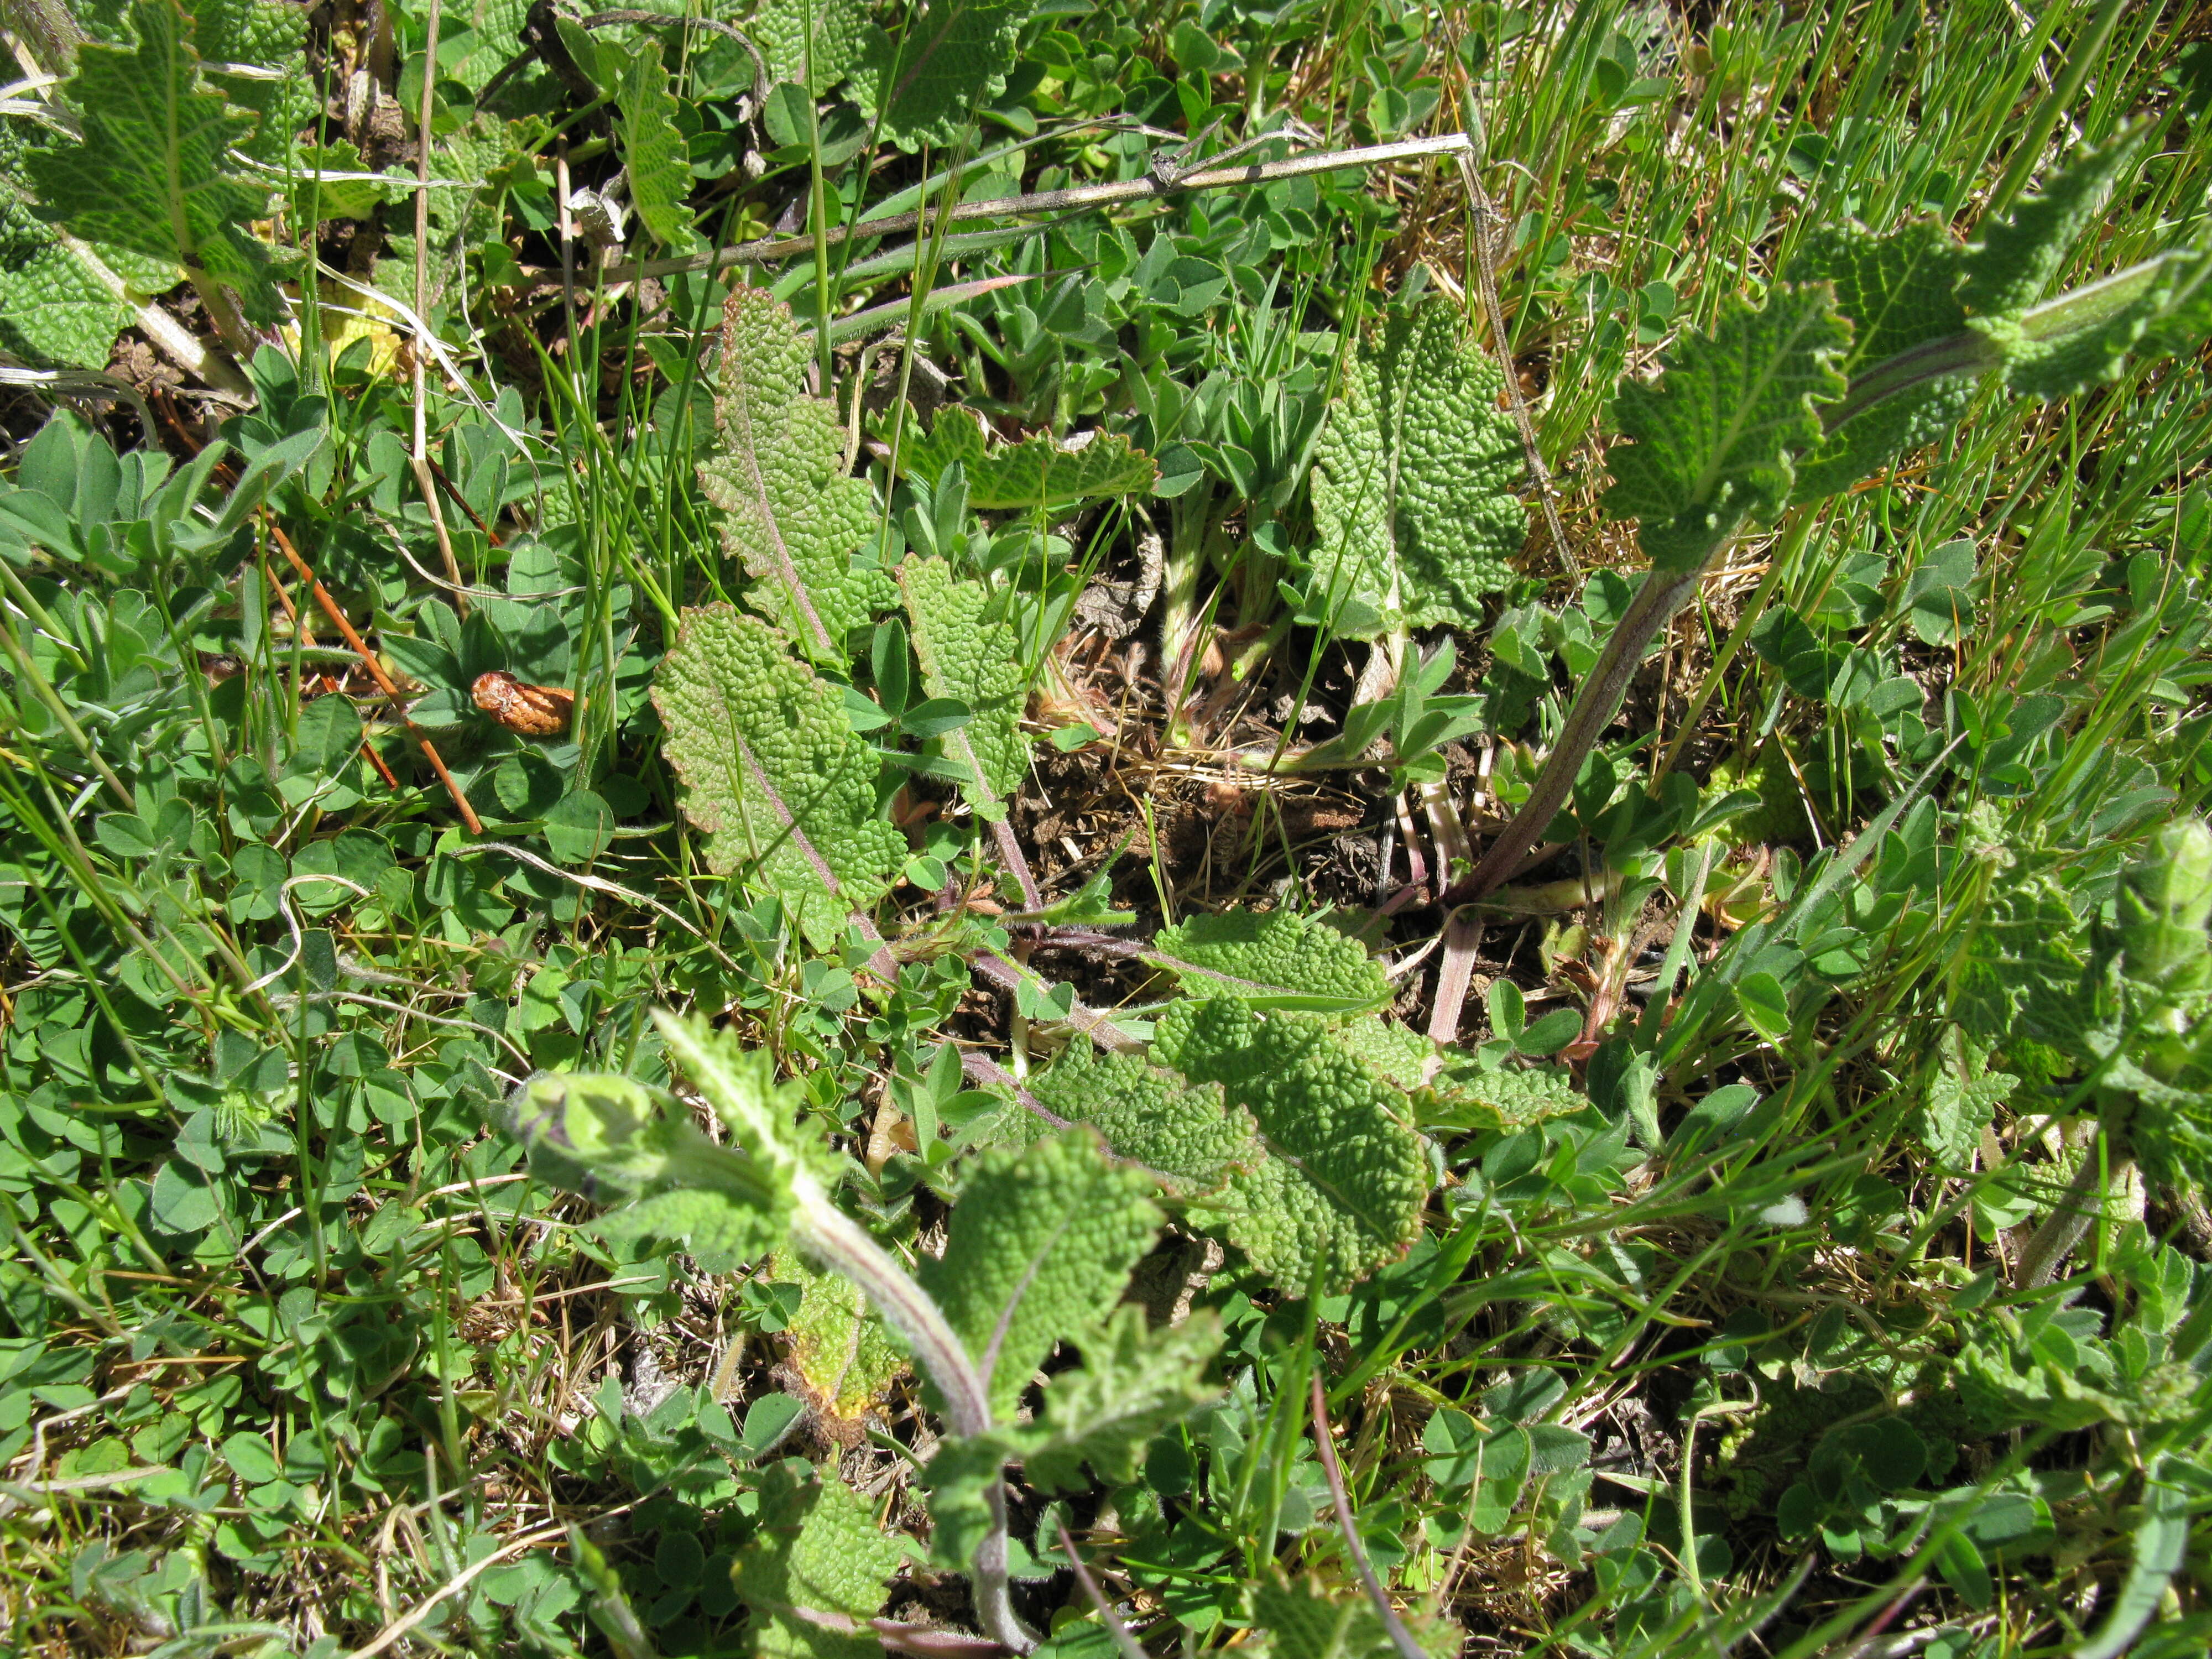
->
1329;1019;1441;1091
193;0;315;165
2005;239;2212;398
503;1073;696;1198
900;406;1157;508
448;0;534;89
1009;1046;1255;1199
854;0;1031;150
1961;133;2143;318
896;556;1030;819
1602;285;1849;570
1308;298;1525;637
608;37;698;251
25;1;278;322
652;604;902;947
736;1460;907;1659
1156;1001;1427;1295
754;0;874;91
1145;908;1390;1014
698;286;893;660
1420;1061;1590;1132
1019;1305;1223;1490
917;1129;1161;1420
770;1249;907;1441
655;1010;843;1193
1786;220;1974;503
914;1433;1004;1570
0;239;135;368
594;1186;784;1260
500;1071;790;1256
917;1309;1222;1566
1952;866;2094;1083
1915;1065;2017;1167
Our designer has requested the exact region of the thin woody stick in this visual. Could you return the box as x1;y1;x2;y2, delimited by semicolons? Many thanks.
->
578;132;1479;288
1454;141;1572;576
263;519;484;835
410;0;469;613
1055;1520;1149;1659
1310;1373;1427;1659
255;547;403;788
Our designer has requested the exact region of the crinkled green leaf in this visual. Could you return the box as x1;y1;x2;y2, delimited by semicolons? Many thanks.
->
1145;908;1390;1014
1602;284;1849;571
918;1130;1161;1421
2005;237;2212;399
853;0;1031;151
1018;1305;1222;1491
0;239;135;368
900;406;1157;509
1156;1001;1427;1295
771;1249;907;1439
654;1010;843;1194
500;1070;792;1255
699;285;893;661
1328;1020;1439;1091
192;0;314;166
1916;1063;2016;1167
736;1460;906;1659
1960;132;2144;319
920;1303;1220;1570
1308;298;1525;637
1953;865;2093;1083
896;556;1030;820
448;0;535;91
916;1432;1007;1572
754;0;875;93
1786;220;1975;503
25;0;279;324
1421;1062;1590;1133
1797;220;1969;372
1009;1046;1255;1200
652;603;903;948
594;1186;784;1260
607;36;698;251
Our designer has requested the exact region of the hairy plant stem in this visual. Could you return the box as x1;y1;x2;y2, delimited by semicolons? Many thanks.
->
2013;1084;2146;1295
2013;1139;2131;1291
660;1012;1034;1648
786;1196;1034;1652
1449;554;1709;900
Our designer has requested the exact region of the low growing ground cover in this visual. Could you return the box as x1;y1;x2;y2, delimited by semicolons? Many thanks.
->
2;1;2211;1656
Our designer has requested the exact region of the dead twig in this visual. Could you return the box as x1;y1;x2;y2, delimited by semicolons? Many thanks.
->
1055;1519;1150;1659
581;132;1480;288
1454;139;1572;577
1310;1373;1428;1659
411;0;468;613
263;519;485;834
